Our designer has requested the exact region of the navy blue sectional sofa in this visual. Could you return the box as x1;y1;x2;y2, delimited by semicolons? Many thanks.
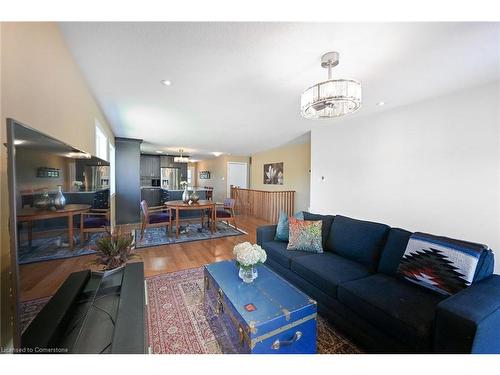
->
256;213;500;353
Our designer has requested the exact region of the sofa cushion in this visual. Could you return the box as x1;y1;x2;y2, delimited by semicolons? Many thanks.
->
262;240;311;269
326;215;390;270
290;253;373;297
302;212;334;249
338;274;445;351
378;228;413;275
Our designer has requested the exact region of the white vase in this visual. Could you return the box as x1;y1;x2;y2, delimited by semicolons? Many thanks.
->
239;265;258;283
182;187;190;203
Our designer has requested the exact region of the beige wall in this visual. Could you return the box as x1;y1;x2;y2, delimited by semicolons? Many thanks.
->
0;22;114;346
195;155;250;202
250;141;311;212
15;148;71;195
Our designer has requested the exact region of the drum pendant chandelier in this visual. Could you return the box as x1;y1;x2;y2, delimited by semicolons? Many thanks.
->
301;51;361;119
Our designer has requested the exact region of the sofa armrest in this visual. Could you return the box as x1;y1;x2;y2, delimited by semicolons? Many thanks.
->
434;274;500;353
256;225;278;246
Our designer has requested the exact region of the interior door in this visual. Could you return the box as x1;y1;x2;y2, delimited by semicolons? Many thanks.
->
227;162;248;197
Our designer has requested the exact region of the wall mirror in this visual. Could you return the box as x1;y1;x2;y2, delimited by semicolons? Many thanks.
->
6;119;110;348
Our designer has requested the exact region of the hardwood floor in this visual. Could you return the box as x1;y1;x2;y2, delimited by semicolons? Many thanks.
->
19;215;270;302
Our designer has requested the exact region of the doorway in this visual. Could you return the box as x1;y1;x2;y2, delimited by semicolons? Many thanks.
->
227;162;248;197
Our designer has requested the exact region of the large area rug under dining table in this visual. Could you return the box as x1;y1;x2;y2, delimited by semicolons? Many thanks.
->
18;231;106;265
146;267;362;354
135;222;245;249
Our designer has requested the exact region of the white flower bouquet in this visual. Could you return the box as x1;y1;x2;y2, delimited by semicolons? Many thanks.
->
233;242;267;270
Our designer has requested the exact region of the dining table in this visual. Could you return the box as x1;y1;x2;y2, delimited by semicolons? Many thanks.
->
164;200;216;238
16;204;92;249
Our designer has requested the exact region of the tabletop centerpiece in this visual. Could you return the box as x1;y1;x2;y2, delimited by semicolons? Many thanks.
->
233;241;267;283
180;181;190;203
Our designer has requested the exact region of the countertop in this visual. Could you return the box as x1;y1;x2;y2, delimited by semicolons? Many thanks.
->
141;187;210;191
20;190;101;195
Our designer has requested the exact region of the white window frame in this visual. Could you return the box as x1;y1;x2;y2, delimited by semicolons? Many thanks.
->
109;141;115;195
187;168;193;186
95;120;108;161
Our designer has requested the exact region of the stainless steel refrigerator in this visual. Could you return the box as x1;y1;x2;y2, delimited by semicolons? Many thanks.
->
83;165;110;191
161;167;180;190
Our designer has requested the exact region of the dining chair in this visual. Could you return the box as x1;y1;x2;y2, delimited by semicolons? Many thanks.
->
80;208;110;242
210;198;237;230
140;200;173;239
204;186;214;201
79;188;111;242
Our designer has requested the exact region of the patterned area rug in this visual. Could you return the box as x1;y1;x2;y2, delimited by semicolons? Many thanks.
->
18;232;106;265
20;267;361;354
135;222;246;249
146;267;362;354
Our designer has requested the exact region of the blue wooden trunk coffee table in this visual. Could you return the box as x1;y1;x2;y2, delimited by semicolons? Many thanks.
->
204;260;317;354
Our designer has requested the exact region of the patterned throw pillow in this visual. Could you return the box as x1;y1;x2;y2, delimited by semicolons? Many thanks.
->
397;232;488;295
287;217;323;253
274;211;304;242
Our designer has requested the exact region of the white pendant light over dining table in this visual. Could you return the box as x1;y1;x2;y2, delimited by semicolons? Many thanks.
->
301;51;361;119
174;149;189;163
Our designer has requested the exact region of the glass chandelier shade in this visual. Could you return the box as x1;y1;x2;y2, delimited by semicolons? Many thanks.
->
174;149;189;163
301;52;361;119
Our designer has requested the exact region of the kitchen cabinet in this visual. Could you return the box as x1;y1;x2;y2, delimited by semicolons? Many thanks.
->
140;155;160;178
141;188;161;206
160;156;173;168
160;156;187;181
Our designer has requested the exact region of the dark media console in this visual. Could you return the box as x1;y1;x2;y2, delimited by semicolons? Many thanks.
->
21;262;146;354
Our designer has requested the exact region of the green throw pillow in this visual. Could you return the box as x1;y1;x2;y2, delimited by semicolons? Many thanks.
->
275;211;304;242
287;217;323;253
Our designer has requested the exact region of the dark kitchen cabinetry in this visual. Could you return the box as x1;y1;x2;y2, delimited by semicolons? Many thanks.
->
140;155;160;178
141;188;161;206
160;156;174;168
160;156;188;181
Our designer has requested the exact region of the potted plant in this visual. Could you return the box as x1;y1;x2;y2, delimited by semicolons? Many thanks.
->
233;242;267;283
92;227;137;275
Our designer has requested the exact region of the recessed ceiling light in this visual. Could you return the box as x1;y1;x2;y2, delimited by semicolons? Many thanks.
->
160;80;172;86
212;152;223;157
376;101;385;106
155;150;164;153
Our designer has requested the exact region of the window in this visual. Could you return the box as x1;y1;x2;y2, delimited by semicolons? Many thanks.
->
109;142;115;195
187;168;193;186
95;120;108;161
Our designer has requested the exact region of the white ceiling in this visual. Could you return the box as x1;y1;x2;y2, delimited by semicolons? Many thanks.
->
59;22;500;159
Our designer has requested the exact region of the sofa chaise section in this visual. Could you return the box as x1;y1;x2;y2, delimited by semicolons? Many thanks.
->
337;274;445;351
434;274;500;353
